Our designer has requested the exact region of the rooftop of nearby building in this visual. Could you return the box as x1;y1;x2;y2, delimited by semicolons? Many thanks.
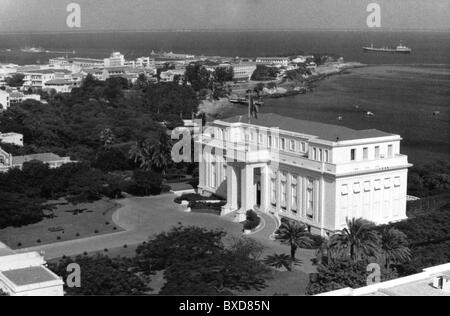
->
220;113;395;142
1;266;59;286
318;263;450;296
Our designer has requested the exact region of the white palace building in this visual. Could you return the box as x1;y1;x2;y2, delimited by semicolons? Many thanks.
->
198;113;411;236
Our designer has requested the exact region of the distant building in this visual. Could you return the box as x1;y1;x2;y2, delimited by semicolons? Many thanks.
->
22;69;72;90
0;243;63;296
104;52;125;68
317;263;450;296
256;57;290;67
0;133;23;147
231;63;257;82
160;69;185;83
8;91;41;105
44;79;78;93
0;90;10;110
0;147;73;172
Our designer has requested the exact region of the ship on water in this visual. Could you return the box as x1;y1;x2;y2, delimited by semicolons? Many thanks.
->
20;46;48;53
363;42;412;54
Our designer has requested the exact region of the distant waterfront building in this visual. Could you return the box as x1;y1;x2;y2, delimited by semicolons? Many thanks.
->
317;263;450;296
0;243;63;296
104;52;125;68
22;69;72;90
231;62;257;82
198;113;411;236
256;57;290;67
0;147;73;172
0;90;10;110
0;132;23;147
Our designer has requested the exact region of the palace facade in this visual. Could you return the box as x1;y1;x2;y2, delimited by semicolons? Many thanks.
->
198;113;411;236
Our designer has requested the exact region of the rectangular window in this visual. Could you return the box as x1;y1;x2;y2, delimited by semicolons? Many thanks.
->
268;136;272;148
324;150;329;163
375;146;380;159
301;142;306;153
307;179;314;219
290;140;296;151
388;145;393;157
281;138;286;151
363;147;369;160
291;184;297;212
351;149;356;161
258;133;264;144
313;148;317;160
281;173;287;210
319;149;323;162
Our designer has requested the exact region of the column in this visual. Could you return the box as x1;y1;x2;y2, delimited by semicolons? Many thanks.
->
260;166;270;212
236;165;253;222
224;165;238;213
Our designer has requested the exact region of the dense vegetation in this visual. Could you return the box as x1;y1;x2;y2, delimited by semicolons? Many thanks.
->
0;75;199;229
251;65;279;81
407;160;450;197
49;255;149;296
50;227;271;296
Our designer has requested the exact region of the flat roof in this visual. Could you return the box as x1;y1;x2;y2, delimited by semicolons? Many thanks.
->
2;266;58;286
220;113;395;142
12;153;66;165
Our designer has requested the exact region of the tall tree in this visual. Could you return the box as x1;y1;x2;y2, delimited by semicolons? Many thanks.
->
379;228;411;270
331;218;381;263
275;221;313;270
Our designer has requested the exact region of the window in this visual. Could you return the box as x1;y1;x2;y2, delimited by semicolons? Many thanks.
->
281;178;287;210
281;138;286;151
388;145;393;157
301;142;306;153
324;150;330;163
211;161;217;188
271;177;277;206
291;183;298;212
307;179;314;219
258;133;264;144
319;149;323;162
375;146;380;159
351;149;356;161
268;136;272;148
290;140;296;151
363;147;369;160
313;148;317;160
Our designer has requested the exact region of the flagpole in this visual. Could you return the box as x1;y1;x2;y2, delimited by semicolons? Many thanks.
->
248;90;251;123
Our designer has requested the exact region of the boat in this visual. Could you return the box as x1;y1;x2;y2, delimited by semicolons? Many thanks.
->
228;97;264;107
20;46;46;53
363;42;412;54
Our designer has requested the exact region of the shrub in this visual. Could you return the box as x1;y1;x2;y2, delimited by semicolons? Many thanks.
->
243;210;261;231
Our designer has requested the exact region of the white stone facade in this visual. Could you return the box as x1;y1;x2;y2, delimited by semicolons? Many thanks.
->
198;113;411;236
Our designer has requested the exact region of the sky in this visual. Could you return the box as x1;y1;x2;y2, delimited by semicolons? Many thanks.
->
0;0;449;33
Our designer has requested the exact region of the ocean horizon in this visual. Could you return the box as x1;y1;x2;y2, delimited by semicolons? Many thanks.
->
0;30;449;65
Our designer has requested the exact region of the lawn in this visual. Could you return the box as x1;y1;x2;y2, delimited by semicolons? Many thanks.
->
0;198;123;249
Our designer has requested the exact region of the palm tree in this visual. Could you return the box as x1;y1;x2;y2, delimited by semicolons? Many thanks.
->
130;132;171;174
274;221;313;270
380;228;411;270
264;253;301;272
331;218;381;262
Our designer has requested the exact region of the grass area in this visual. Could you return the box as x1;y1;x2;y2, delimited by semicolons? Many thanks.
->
0;198;122;249
237;269;310;296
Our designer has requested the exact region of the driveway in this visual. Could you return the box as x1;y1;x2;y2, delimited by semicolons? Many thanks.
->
17;194;317;273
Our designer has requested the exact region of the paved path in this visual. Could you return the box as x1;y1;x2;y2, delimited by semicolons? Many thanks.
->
16;194;317;273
